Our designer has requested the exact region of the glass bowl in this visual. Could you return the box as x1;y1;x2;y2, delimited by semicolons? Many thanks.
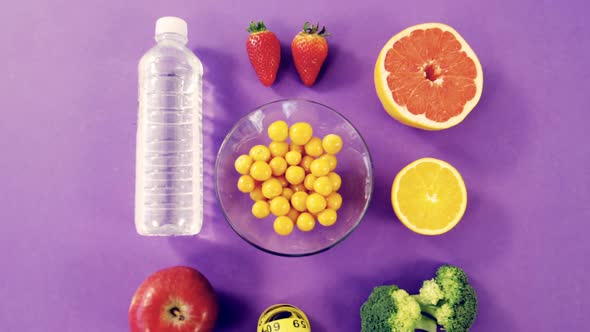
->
215;99;373;256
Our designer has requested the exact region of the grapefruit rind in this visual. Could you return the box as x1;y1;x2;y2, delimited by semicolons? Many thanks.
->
391;157;468;235
375;23;484;130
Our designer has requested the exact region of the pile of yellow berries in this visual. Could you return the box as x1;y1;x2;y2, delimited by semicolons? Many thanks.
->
234;120;344;236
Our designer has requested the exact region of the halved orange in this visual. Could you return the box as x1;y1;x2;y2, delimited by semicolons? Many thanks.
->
375;23;483;130
392;158;467;235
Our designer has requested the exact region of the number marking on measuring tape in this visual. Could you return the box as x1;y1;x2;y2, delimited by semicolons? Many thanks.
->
258;304;311;332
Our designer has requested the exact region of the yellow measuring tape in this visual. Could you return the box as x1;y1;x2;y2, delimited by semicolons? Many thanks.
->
258;304;311;332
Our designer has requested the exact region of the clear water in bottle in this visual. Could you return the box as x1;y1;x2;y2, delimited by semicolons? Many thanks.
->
136;17;203;236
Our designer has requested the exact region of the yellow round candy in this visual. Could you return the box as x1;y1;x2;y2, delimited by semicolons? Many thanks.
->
250;161;272;181
296;213;316;232
300;155;314;172
290;191;309;212
289;122;313;145
285;151;302;166
290;143;304;153
328;172;342;191
269;141;289;157
291;183;307;193
237;175;256;193
252;201;270;219
319;154;337;171
269;157;287;176
318;208;337;226
261;178;283;199
285;166;305;185
287;208;300;222
304;137;324;157
313;176;334;196
270;196;291;216
306;193;327;214
267;120;289;142
249;145;271;162
310;159;330;177
250;186;265;201
234;154;253;175
326;192;343;210
273;216;294;236
282;187;294;200
304;174;317;191
322;134;343;154
276;176;289;188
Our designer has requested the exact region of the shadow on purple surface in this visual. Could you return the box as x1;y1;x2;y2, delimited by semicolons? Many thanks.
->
193;47;254;226
472;279;516;330
314;44;362;91
305;311;329;332
366;172;397;223
470;278;516;330
431;189;512;267
216;290;252;329
274;35;293;87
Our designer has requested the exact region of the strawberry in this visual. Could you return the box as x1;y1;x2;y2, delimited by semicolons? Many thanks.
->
291;22;330;86
246;21;281;86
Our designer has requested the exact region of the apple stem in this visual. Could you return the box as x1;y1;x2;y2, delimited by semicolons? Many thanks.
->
169;307;185;321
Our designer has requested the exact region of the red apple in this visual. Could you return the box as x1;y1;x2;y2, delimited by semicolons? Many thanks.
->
129;266;218;332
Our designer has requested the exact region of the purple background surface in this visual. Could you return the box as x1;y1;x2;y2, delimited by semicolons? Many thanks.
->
0;0;588;331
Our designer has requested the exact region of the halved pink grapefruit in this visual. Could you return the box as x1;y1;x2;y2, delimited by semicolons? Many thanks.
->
375;23;483;130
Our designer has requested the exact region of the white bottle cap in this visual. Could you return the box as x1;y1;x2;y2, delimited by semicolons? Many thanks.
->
155;16;188;38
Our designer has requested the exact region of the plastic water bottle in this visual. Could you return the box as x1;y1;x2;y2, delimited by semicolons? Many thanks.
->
135;17;203;236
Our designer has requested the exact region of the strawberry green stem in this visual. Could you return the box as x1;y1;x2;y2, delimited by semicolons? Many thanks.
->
301;22;330;36
246;21;268;33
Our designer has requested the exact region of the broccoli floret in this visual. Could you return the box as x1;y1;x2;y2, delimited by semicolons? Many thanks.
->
415;265;478;332
417;279;444;305
361;285;437;332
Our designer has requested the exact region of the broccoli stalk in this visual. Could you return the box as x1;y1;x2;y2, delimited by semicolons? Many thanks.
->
361;285;437;332
415;315;438;332
414;265;478;332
